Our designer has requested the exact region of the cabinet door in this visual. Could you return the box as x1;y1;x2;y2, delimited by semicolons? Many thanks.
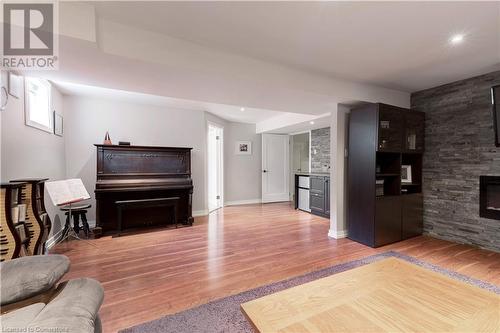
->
375;196;402;246
378;105;404;152
310;176;325;194
310;192;325;213
402;193;423;239
404;112;425;152
325;177;330;216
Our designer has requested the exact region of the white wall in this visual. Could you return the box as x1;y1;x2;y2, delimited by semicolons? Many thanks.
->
63;97;263;223
329;104;350;239
63;96;208;220
204;113;262;205
0;72;67;238
224;122;262;204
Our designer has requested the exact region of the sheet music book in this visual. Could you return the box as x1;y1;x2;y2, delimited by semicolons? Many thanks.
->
45;179;90;206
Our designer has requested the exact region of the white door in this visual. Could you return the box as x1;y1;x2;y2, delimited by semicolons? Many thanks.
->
208;123;223;212
262;134;290;203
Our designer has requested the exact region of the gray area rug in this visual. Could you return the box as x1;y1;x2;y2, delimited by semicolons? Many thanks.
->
120;251;500;333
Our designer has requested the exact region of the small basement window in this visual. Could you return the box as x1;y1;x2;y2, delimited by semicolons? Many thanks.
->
25;77;52;133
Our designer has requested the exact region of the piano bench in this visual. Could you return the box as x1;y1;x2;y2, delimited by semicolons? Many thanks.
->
115;197;180;236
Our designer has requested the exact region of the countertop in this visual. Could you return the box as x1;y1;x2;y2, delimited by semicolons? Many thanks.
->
295;172;330;177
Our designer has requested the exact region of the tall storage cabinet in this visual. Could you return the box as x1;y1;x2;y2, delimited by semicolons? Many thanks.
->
347;103;424;247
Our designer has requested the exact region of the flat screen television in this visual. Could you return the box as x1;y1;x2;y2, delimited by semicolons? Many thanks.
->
492;85;500;147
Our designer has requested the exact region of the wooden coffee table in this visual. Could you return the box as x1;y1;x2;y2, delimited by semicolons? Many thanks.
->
241;258;500;333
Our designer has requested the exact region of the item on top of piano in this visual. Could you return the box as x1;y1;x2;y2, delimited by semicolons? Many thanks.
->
118;141;131;145
94;144;194;234
1;182;26;261
103;131;112;145
11;178;51;255
45;179;90;207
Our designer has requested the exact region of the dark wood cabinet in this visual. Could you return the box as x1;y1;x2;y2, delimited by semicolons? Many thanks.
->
402;193;423;239
404;112;425;152
378;104;405;152
348;103;424;247
375;196;402;246
310;175;330;218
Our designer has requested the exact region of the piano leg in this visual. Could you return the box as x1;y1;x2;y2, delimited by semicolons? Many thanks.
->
188;189;194;226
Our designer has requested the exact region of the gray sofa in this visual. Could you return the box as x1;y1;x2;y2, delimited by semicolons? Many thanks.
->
0;255;104;333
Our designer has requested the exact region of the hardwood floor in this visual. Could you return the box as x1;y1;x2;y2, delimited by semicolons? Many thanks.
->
51;203;500;333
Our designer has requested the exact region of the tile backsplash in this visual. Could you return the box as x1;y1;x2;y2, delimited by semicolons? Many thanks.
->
311;127;330;172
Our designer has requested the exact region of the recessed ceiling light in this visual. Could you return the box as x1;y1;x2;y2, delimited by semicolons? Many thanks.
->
449;34;464;45
309;121;315;125
240;107;245;112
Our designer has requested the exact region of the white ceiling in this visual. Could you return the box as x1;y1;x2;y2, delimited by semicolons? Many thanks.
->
270;115;332;135
93;1;500;92
53;81;283;124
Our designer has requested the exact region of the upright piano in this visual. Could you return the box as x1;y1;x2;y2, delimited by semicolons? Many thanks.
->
94;144;194;235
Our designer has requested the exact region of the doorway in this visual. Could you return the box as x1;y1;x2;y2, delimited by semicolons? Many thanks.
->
208;122;224;212
291;132;310;174
290;132;311;202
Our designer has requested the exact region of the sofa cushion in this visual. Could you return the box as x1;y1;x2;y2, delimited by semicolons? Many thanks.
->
0;303;45;330
30;278;104;333
0;255;70;305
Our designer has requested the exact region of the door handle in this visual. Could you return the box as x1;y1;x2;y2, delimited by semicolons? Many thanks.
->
263;170;268;173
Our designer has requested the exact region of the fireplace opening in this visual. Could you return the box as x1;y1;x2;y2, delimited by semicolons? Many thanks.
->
480;176;500;220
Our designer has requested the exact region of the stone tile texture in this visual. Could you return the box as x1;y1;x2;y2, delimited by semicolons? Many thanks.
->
311;127;330;173
411;71;500;252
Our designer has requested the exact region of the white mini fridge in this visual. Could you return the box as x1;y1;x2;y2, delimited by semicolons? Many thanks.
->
297;176;311;212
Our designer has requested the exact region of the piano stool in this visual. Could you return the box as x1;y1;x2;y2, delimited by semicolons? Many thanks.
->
60;204;92;238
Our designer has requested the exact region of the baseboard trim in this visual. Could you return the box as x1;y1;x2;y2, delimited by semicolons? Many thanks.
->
224;199;262;206
193;210;209;217
45;220;97;251
328;229;348;239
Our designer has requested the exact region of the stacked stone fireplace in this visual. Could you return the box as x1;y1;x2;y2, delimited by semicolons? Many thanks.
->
411;70;500;252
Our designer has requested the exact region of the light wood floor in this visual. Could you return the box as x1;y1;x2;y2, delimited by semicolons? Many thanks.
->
52;203;500;333
242;257;500;333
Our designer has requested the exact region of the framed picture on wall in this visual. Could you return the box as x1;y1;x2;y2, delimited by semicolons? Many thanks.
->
54;111;63;136
235;141;252;155
401;165;412;184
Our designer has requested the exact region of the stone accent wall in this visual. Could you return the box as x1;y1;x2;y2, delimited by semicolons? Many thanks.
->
311;127;330;172
411;71;500;252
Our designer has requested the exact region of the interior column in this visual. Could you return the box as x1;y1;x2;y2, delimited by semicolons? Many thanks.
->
329;104;350;239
